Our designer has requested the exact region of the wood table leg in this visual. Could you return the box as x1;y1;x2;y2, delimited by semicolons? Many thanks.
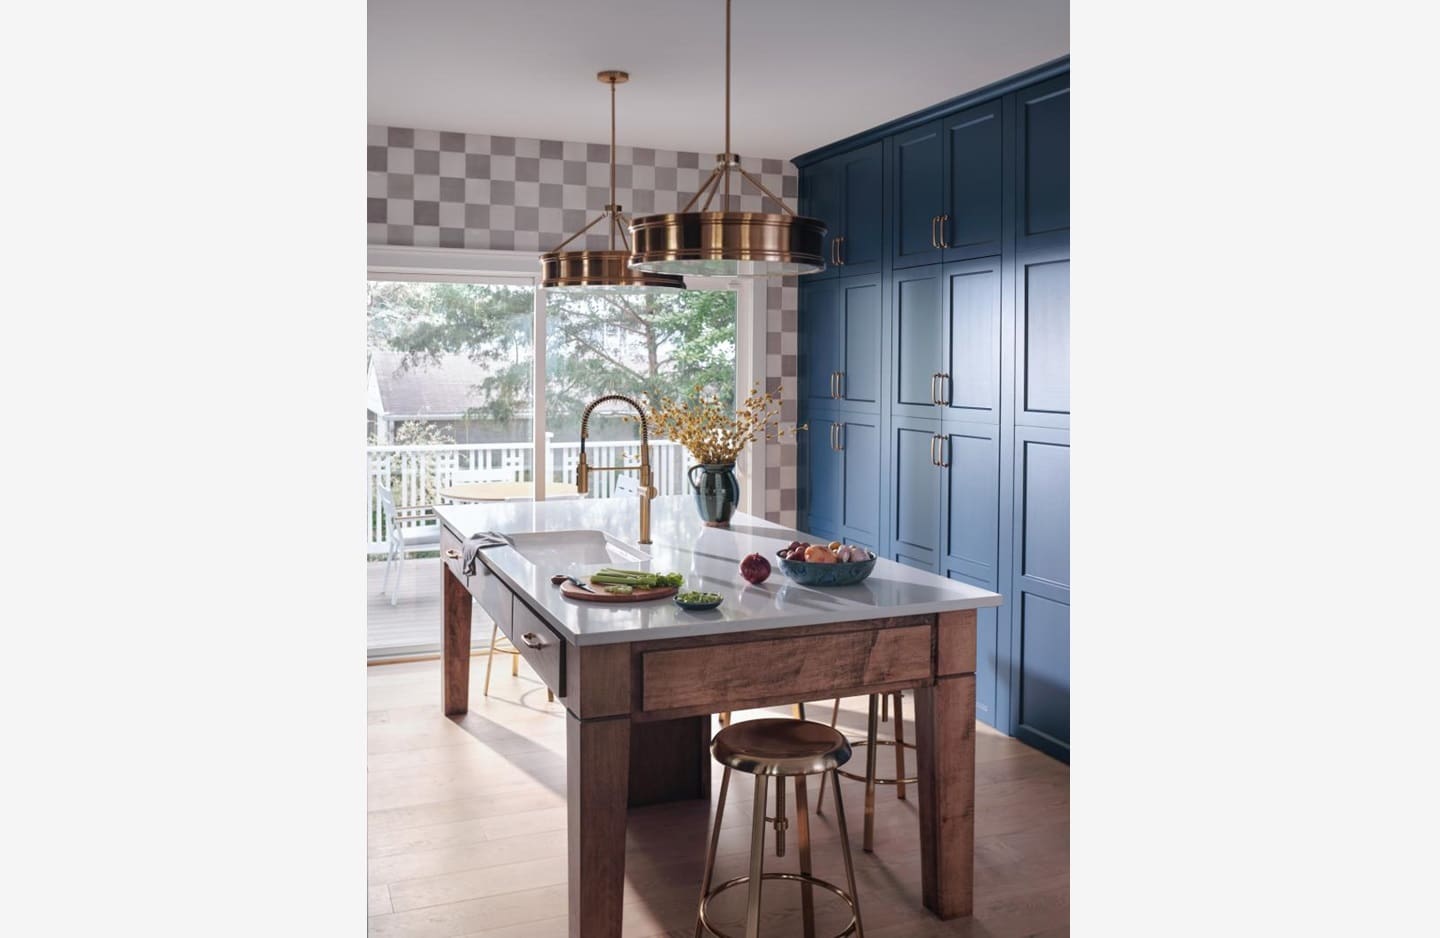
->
568;712;631;938
914;674;976;919
442;565;473;716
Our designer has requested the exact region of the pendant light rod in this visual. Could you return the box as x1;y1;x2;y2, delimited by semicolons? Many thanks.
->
610;75;618;250
723;0;731;208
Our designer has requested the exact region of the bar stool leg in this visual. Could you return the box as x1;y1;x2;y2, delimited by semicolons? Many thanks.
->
693;767;732;938
794;775;817;938
893;692;907;801
744;773;769;938
881;693;889;724
815;698;842;815
482;623;498;697
511;648;519;677
829;769;866;938
863;693;879;852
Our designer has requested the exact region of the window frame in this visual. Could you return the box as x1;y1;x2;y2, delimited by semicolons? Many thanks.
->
367;245;765;515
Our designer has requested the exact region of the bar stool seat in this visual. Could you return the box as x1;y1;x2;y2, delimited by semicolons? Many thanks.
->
712;718;851;776
696;718;865;938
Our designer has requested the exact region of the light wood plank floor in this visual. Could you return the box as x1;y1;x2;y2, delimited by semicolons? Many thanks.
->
367;658;1069;937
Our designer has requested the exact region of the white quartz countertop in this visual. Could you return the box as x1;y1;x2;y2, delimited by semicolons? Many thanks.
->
438;496;1002;646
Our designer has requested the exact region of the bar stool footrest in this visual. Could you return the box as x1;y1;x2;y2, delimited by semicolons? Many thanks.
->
835;738;918;785
698;871;859;938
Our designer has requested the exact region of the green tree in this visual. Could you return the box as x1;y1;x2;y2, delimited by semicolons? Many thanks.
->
367;281;735;434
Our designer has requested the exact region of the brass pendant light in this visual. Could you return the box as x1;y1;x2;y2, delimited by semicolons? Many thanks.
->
627;0;827;278
540;71;685;292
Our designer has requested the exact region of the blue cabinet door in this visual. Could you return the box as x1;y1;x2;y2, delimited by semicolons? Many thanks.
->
889;120;944;270
948;570;1002;727
1008;425;1069;762
941;99;1005;261
836;415;881;549
886;415;943;572
801;159;840;280
800;278;842;412
1016;74;1069;251
839;273;882;412
1015;245;1069;429
837;142;883;277
942;257;1003;425
804;408;845;536
890;265;945;421
939;421;1001;584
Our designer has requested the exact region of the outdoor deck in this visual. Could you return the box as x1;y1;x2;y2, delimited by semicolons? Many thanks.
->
369;557;491;658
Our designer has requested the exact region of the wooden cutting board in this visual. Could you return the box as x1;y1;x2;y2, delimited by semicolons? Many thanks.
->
560;579;679;603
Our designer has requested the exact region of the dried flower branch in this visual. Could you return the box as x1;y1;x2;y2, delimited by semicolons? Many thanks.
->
628;383;806;465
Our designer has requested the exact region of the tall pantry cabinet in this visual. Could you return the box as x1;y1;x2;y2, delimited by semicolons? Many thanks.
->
796;60;1069;761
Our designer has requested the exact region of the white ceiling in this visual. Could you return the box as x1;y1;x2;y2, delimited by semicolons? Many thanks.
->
368;0;1069;160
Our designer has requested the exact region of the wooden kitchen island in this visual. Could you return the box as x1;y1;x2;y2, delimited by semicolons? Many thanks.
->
436;496;1002;938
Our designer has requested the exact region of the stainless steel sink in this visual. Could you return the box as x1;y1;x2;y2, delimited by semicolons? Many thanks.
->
505;530;650;567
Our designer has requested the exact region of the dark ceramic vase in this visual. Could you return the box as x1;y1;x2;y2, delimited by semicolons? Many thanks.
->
687;463;739;526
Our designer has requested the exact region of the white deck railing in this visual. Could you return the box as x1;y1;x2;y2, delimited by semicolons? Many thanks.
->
367;439;693;552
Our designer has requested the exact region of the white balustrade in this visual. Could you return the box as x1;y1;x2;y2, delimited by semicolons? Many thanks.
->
366;440;694;552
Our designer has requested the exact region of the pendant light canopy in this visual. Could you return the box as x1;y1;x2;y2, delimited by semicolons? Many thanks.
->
540;71;685;293
627;0;827;278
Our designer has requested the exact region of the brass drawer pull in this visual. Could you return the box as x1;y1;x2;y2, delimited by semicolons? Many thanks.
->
835;422;845;451
930;372;942;406
930;215;938;249
520;632;547;650
939;372;950;406
836;371;844;399
929;435;938;466
936;434;949;468
836;236;845;265
938;213;950;248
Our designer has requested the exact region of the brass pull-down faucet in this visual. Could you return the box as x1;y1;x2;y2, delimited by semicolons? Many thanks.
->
575;394;657;544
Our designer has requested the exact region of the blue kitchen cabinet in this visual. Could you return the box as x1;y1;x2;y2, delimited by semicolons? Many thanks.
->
800;278;840;411
890;264;945;420
885;415;944;572
1015;245;1069;430
838;274;882;411
800;142;883;279
802;273;882;415
802;406;880;550
891;258;1002;425
1016;74;1069;251
794;60;1068;753
1009;426;1069;761
941;99;1006;261
891;100;1007;271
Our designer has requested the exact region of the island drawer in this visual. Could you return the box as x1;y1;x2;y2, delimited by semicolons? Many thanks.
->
640;624;932;714
510;598;566;698
441;530;513;634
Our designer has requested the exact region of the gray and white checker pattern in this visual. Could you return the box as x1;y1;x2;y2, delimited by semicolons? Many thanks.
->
367;125;801;526
367;126;797;253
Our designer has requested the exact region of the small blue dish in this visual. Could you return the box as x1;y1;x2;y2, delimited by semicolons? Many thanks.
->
674;595;723;611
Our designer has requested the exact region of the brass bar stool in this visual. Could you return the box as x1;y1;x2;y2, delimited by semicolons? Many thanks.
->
696;718;865;938
815;693;917;852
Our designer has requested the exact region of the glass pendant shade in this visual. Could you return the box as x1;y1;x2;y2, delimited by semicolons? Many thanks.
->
539;71;685;293
627;0;827;279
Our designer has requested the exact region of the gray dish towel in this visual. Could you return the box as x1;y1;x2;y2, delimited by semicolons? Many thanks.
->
461;532;509;576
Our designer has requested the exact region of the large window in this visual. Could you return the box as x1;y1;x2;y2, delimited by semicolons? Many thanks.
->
366;271;738;656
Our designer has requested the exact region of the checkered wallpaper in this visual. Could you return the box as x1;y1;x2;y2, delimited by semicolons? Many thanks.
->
368;125;802;527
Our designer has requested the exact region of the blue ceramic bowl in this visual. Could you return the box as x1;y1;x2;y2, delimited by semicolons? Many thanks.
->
775;547;877;587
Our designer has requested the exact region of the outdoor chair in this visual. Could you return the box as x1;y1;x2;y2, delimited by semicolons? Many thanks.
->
377;486;440;606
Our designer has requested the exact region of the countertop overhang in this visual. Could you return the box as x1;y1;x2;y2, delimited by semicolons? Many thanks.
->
437;495;1002;646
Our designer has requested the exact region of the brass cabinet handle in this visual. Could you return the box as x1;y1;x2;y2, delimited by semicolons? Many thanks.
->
836;371;845;399
938;213;950;248
444;549;460;560
835;422;845;451
836;236;845;265
828;422;838;451
929;435;939;466
829;371;839;399
936;434;949;468
930;372;941;406
830;238;837;265
930;215;939;249
520;632;546;650
939;372;950;406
